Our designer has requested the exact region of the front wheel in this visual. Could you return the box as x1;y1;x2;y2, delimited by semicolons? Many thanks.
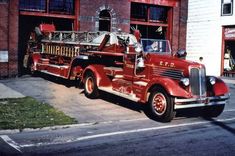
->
147;87;175;122
203;105;225;118
84;72;99;99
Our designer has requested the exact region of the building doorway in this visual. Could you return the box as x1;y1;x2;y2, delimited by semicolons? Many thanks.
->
222;26;235;76
224;41;235;71
99;10;111;31
18;15;74;75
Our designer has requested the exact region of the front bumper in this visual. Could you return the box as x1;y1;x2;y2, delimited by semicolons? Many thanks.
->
174;94;230;109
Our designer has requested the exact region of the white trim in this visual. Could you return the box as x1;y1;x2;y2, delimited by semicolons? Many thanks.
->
19;117;235;148
40;70;67;79
133;81;148;86
37;63;69;69
114;75;124;78
99;86;140;102
0;135;22;153
175;101;227;109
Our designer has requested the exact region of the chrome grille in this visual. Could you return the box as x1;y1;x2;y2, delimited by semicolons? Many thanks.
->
190;67;206;96
152;66;183;80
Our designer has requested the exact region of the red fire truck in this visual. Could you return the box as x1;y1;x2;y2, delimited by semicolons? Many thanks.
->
24;24;230;122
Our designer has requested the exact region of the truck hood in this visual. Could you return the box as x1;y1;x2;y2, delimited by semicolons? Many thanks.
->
145;54;204;75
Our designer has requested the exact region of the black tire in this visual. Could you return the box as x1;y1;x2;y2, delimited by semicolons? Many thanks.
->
203;105;225;118
147;87;175;122
84;71;99;99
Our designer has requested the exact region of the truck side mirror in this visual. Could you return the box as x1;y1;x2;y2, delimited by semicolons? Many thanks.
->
176;49;187;59
137;57;145;68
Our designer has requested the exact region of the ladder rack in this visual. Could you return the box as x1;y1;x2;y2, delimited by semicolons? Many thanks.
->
42;31;106;44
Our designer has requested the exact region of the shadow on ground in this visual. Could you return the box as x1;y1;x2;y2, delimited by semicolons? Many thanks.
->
34;73;144;113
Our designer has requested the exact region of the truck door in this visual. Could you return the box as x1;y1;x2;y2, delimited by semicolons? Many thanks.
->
123;53;136;81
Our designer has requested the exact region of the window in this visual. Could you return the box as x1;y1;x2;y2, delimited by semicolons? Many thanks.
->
131;3;147;21
49;0;74;15
131;3;168;23
99;10;111;31
149;6;168;23
130;3;171;40
131;25;167;39
222;0;233;16
19;0;46;12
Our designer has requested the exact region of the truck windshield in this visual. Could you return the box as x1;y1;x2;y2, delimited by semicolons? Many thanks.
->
141;39;171;54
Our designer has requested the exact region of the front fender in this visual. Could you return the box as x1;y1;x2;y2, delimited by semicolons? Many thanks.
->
82;65;111;87
211;77;229;96
145;77;190;100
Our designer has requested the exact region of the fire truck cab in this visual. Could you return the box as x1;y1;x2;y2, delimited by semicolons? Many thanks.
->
24;24;230;122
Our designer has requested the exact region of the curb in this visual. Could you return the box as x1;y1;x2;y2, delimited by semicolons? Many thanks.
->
0;118;148;135
0;123;95;135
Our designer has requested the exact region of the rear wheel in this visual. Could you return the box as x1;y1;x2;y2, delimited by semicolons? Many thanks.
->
203;105;225;118
84;72;99;99
148;87;175;122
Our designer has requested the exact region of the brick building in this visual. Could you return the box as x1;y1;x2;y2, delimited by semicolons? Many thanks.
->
0;0;188;78
0;0;18;78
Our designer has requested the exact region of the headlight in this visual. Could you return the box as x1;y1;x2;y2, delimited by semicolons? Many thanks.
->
209;77;216;85
135;43;142;53
180;78;190;86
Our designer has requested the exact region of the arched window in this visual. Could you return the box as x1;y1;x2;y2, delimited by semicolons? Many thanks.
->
99;10;111;31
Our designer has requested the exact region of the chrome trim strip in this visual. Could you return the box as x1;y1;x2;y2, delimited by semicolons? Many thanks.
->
175;94;230;103
174;94;230;109
37;63;69;68
99;87;140;102
133;81;148;86
175;97;207;103
175;101;228;109
152;66;183;80
40;70;67;79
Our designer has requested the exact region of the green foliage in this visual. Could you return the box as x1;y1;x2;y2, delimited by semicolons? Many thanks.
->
0;97;77;130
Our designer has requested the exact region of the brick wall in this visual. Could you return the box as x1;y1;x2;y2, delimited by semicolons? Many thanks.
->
178;0;188;50
172;0;188;53
79;0;130;32
79;0;187;53
0;0;18;78
0;1;9;78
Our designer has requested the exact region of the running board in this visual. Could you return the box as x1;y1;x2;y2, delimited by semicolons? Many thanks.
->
40;70;67;79
37;63;69;69
99;87;140;102
36;63;70;79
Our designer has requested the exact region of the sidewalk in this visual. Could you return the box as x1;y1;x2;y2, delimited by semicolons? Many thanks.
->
221;76;235;85
0;83;25;99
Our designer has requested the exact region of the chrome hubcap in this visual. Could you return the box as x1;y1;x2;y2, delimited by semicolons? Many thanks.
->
152;93;167;115
86;77;93;94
